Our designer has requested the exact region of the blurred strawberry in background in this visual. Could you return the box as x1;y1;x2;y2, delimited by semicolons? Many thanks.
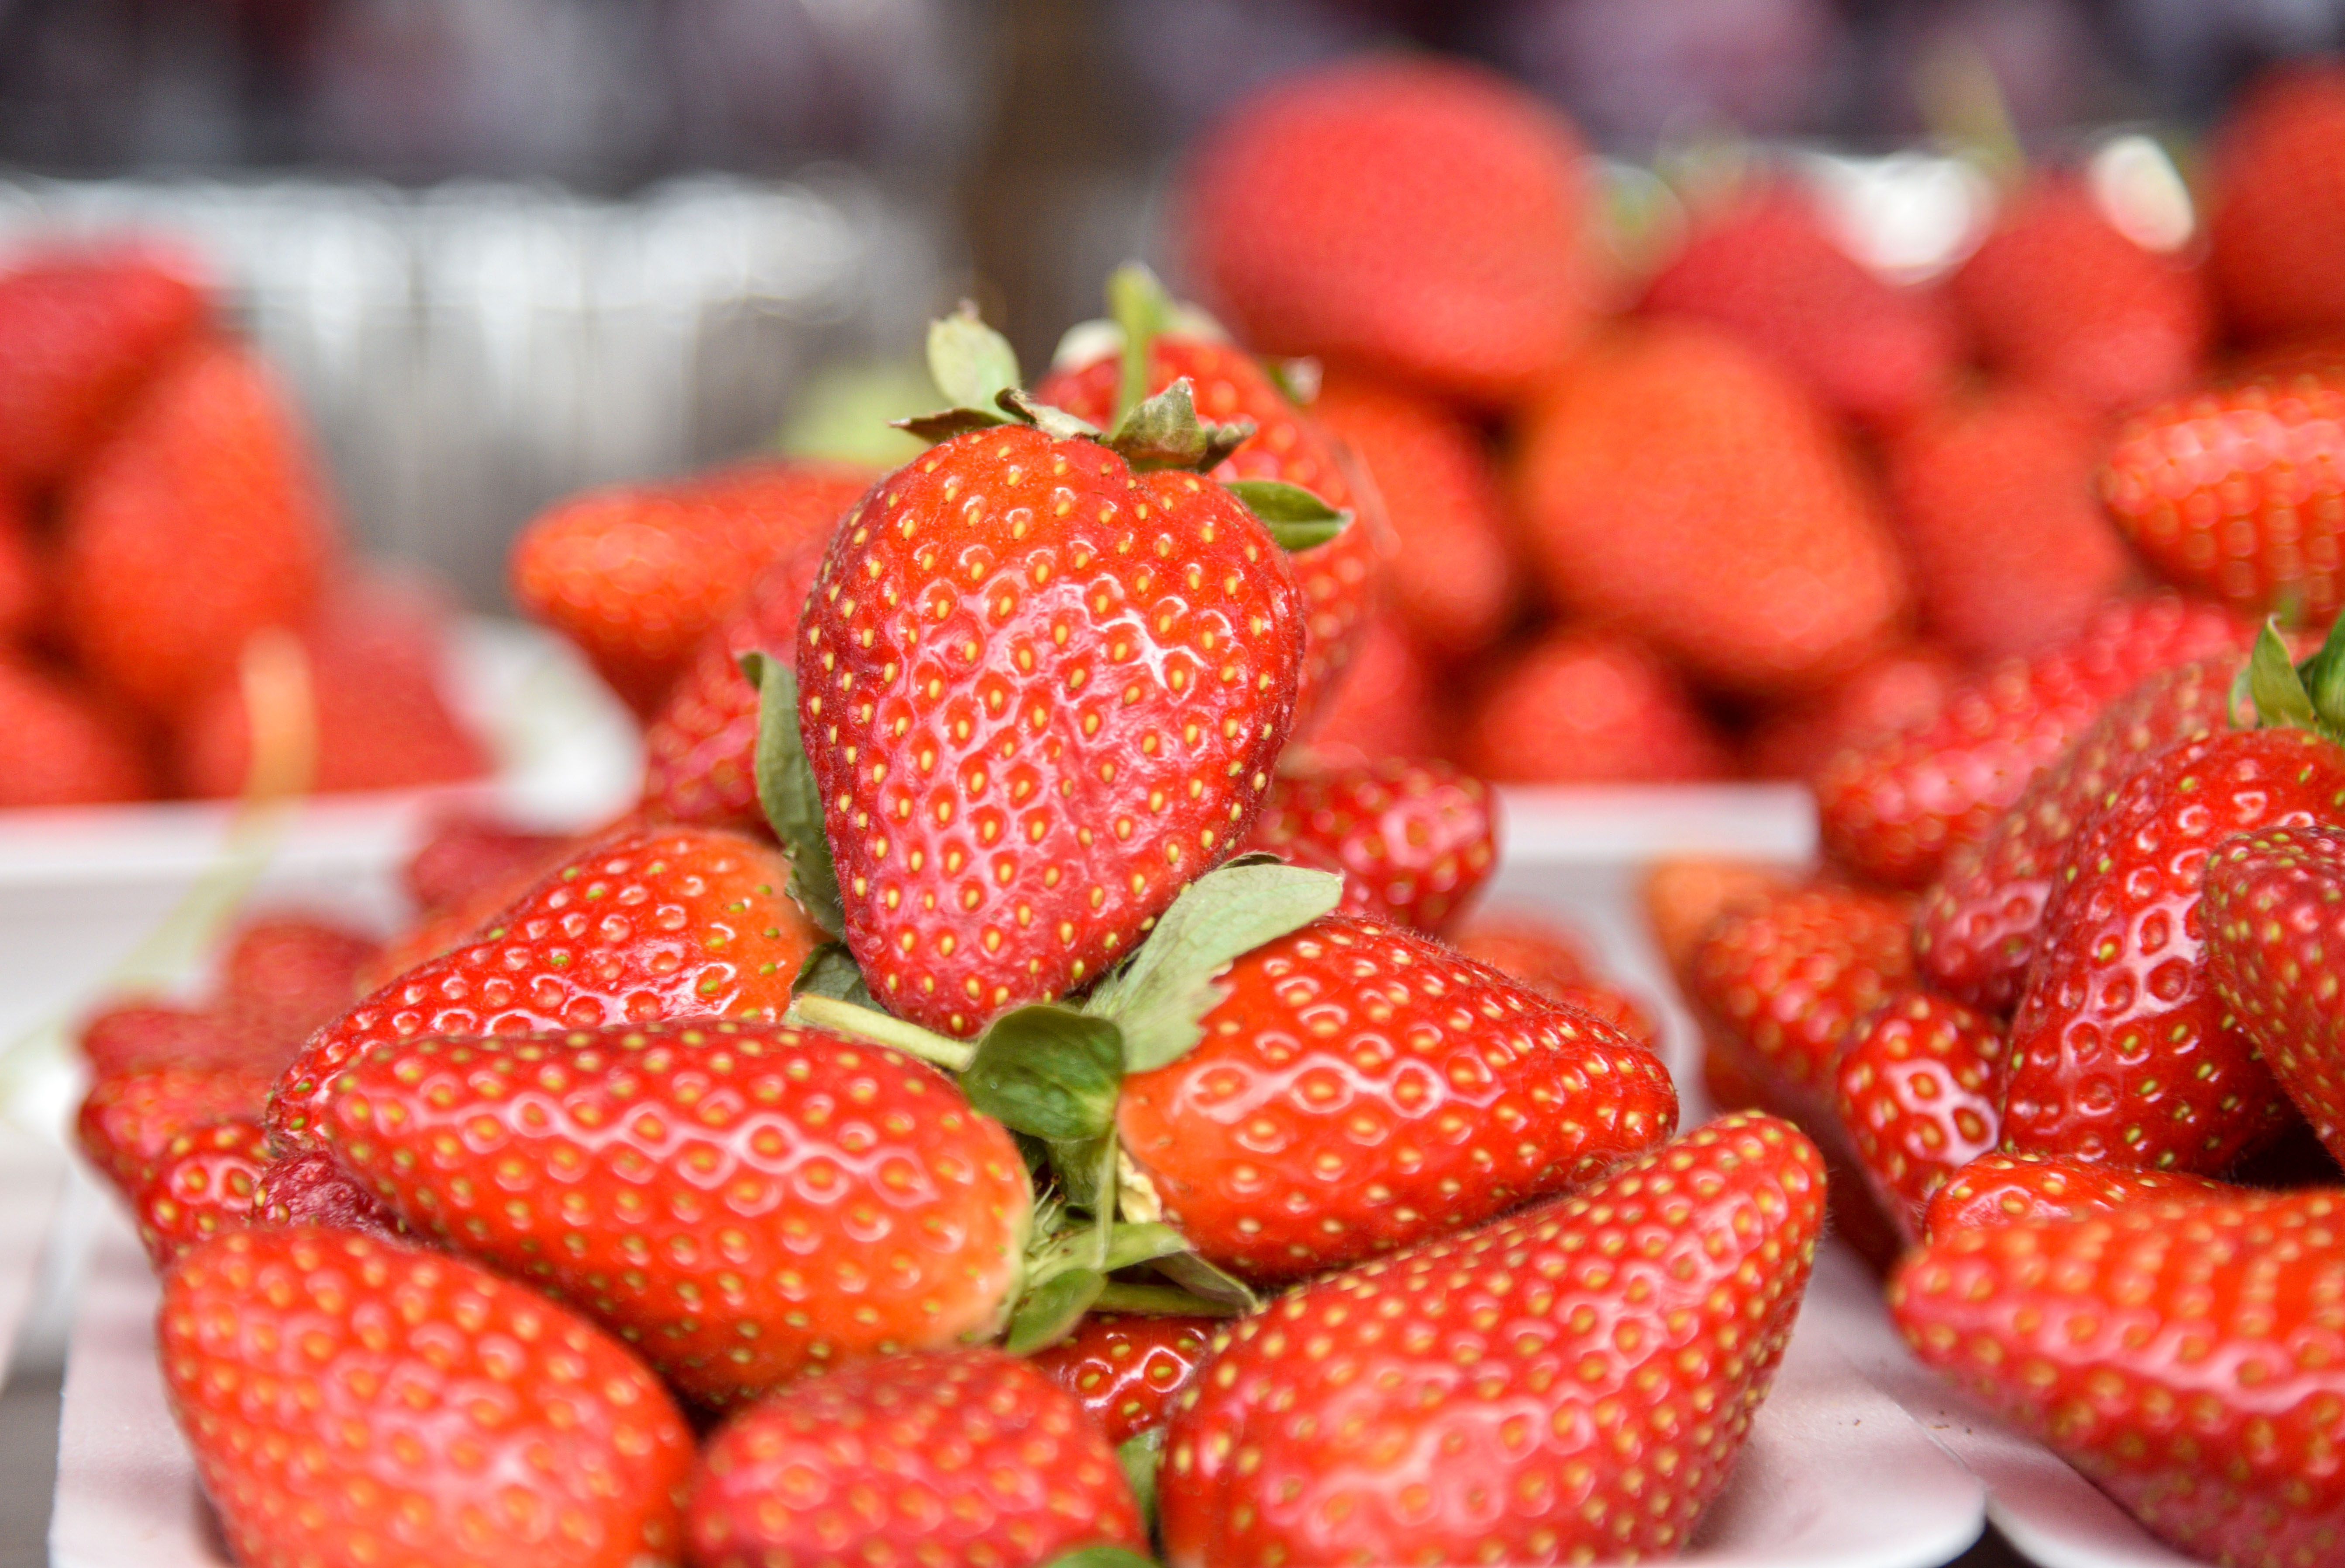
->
2208;62;2345;341
1461;626;1731;784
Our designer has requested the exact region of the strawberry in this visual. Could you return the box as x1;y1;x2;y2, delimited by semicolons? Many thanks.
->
2205;824;2345;1169
1030;1313;1218;1444
1887;388;2135;663
251;1150;403;1239
1641;857;1793;987
401;812;573;915
161;1227;694;1568
77;1002;243;1077
1242;756;1494;934
132;1115;269;1266
2100;364;2345;622
1891;1190;2345;1565
1834;989;2007;1243
76;1063;272;1198
1116;912;1677;1284
1814;594;2253;888
1286;612;1439;764
269;825;822;1154
1175;57;1591;404
2208;62;2345;340
1746;644;1961;782
1158;1111;1825;1566
1307;369;1516;658
0;652;155;805
1459;624;1732;783
1512;321;1907;695
1642;180;1957;430
0;242;210;489
1921;1150;2239;1242
58;339;331;718
218;912;379;1043
1447;906;1594;994
688;1348;1144;1567
311;1018;1031;1406
1949;176;2209;414
511;457;872;715
0;486;46;640
1548;980;1663;1055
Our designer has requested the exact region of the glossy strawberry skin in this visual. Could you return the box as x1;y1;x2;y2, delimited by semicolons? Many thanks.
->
688;1348;1144;1568
798;423;1305;1038
1116;914;1678;1285
1815;595;2253;888
1891;1191;2345;1566
1461;624;1733;784
1916;654;2245;1014
161;1227;694;1568
2102;368;2345;622
1159;1112;1825;1568
78;1064;272;1199
269;825;820;1154
2208;63;2345;340
2205;825;2345;1167
314;1019;1031;1406
1030;1314;1219;1445
2004;730;2343;1173
134;1116;271;1266
1243;757;1494;935
1835;990;2007;1243
1921;1150;2239;1242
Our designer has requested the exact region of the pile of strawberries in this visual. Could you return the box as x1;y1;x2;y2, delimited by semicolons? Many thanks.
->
0;242;484;807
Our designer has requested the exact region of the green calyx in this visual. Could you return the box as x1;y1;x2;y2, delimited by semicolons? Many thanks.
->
2241;615;2345;744
741;651;843;937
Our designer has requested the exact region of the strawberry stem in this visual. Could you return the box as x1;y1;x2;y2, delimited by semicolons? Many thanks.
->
789;993;975;1073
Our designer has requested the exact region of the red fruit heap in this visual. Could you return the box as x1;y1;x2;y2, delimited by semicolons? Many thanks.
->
1241;755;1495;933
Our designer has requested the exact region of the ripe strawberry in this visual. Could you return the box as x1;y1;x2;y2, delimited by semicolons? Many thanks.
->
133;1115;269;1266
2101;365;2345;621
1641;857;1793;987
1159;1111;1825;1566
1447;906;1594;994
1746;644;1961;782
1116;913;1677;1284
1307;370;1515;658
1242;756;1494;934
1835;990;2007;1243
1887;388;2135;663
1915;652;2247;1013
2208;62;2345;340
1459;625;1732;783
0;242;210;489
0;653;154;806
1512;321;1906;695
162;1227;694;1568
1176;57;1591;404
1921;1150;2239;1242
1814;594;2253;888
2001;729;2338;1173
217;913;379;1044
76;1063;272;1198
1891;1190;2345;1565
511;457;872;715
2205;824;2345;1169
251;1150;403;1239
58;339;331;718
1287;612;1439;764
313;1018;1031;1406
77;1002;242;1077
402;812;573;915
1642;181;1957;430
269;825;822;1154
1950;176;2209;414
688;1348;1144;1567
1030;1314;1218;1444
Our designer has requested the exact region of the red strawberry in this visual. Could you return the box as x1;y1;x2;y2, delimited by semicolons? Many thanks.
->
2001;729;2338;1173
58;339;331;718
2101;365;2345;622
1287;612;1439;765
1176;57;1591;404
1642;857;1794;987
1512;321;1907;694
269;825;822;1154
401;812;573;915
1814;594;2253;888
1448;906;1594;994
251;1150;403;1239
0;243;210;489
1030;1313;1218;1445
2205;824;2345;1169
510;457;872;715
1891;1190;2345;1565
0;486;46;640
1887;388;2135;663
0;653;154;805
1835;989;2007;1243
1307;370;1515;658
688;1348;1144;1567
312;1018;1031;1406
1159;1111;1825;1567
1643;181;1957;430
76;1063;272;1198
77;1002;242;1077
1746;644;1961;782
1547;980;1663;1055
1242;756;1494;934
161;1227;694;1568
2208;63;2345;340
1116;913;1677;1284
218;913;379;1044
132;1114;269;1266
1915;652;2247;1013
1921;1150;2240;1242
1459;624;1733;783
1950;176;2209;415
